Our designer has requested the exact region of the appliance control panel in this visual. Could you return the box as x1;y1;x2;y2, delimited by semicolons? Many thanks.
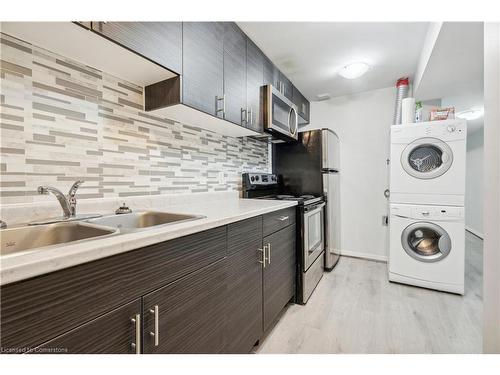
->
243;173;278;186
391;120;466;142
391;204;464;221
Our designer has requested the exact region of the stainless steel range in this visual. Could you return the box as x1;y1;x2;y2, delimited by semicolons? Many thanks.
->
242;173;325;304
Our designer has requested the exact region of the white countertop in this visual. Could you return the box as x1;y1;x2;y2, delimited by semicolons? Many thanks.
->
0;196;297;286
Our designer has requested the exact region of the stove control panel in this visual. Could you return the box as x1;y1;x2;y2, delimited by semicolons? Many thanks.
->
243;173;278;187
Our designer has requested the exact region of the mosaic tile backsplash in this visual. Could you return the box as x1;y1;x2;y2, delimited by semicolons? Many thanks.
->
0;32;269;204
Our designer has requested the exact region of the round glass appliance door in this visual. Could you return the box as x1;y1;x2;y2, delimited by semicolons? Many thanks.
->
401;222;451;263
401;137;453;179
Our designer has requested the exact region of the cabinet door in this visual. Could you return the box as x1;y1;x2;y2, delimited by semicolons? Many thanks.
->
280;72;293;100
93;22;183;74
225;217;263;353
246;39;264;133
292;85;310;123
32;299;141;354
223;23;247;126
142;259;227;354
262;58;293;100
263;57;275;86
263;224;296;331
182;22;224;117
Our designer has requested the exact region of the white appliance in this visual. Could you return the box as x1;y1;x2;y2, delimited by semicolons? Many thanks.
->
390;119;466;205
389;203;465;294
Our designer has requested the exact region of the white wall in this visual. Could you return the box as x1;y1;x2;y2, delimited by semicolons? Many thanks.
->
483;22;500;354
303;86;395;261
441;95;484;237
414;22;443;94
465;129;484;237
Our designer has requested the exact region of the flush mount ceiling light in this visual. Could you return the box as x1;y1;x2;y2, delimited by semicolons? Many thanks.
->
338;62;370;79
456;108;484;121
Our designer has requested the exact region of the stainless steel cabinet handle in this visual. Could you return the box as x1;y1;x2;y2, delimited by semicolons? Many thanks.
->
149;305;159;347
130;313;141;354
258;247;267;268
278;216;289;221
216;95;225;116
267;243;271;265
241;107;247;124
249;107;253;125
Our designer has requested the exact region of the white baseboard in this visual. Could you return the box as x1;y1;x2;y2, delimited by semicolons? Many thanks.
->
465;226;484;239
337;249;388;263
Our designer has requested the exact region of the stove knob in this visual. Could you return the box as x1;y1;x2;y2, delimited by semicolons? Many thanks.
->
255;175;259;181
250;176;255;182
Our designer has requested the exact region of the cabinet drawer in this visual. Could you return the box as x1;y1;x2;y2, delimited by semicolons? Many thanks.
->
263;207;296;237
0;227;226;350
31;299;141;354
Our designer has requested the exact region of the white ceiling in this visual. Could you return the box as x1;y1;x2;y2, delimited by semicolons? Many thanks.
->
416;22;484;133
415;22;484;101
238;22;429;100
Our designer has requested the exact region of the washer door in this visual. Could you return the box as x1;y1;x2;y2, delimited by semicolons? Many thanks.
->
401;137;453;179
401;222;452;263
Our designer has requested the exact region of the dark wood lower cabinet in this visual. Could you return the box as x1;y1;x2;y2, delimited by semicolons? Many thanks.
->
224;217;264;353
1;212;297;354
263;224;296;331
142;259;227;354
33;299;141;354
0;227;225;351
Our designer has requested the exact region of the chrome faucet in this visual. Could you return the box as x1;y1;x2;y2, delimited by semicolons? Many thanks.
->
37;180;85;219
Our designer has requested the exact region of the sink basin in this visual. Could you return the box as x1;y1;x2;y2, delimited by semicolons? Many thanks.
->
87;211;205;231
1;222;116;256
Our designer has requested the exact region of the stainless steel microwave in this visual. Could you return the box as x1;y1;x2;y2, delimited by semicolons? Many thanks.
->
263;85;298;142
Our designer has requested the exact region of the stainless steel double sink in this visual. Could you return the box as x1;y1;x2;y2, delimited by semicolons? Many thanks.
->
0;211;205;256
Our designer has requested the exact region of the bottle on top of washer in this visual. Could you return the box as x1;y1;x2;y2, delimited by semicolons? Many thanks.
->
415;101;423;122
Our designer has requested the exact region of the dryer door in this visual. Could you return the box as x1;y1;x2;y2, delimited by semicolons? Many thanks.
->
401;137;453;179
401;222;452;263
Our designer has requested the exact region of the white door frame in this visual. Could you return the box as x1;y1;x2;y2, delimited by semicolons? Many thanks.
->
483;22;500;354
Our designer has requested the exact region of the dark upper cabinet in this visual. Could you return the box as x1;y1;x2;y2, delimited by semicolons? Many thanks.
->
280;72;293;101
33;299;141;354
92;22;183;74
223;23;247;126
246;38;265;133
262;58;293;100
292;85;310;124
263;57;275;86
263;224;296;331
142;259;227;354
225;217;264;353
182;22;224;117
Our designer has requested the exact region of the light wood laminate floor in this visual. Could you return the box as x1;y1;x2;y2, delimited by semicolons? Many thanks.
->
256;232;483;354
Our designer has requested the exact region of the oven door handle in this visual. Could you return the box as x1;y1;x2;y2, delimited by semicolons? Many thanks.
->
304;202;325;215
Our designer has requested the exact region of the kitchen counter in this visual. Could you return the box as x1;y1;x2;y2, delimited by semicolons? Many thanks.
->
0;195;297;286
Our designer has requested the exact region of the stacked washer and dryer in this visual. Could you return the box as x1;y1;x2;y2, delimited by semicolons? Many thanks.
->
388;119;467;294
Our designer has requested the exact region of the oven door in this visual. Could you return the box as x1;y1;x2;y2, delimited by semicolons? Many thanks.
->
263;85;298;141
303;202;325;271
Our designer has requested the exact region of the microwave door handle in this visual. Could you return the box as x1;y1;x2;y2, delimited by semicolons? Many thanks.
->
287;107;298;136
